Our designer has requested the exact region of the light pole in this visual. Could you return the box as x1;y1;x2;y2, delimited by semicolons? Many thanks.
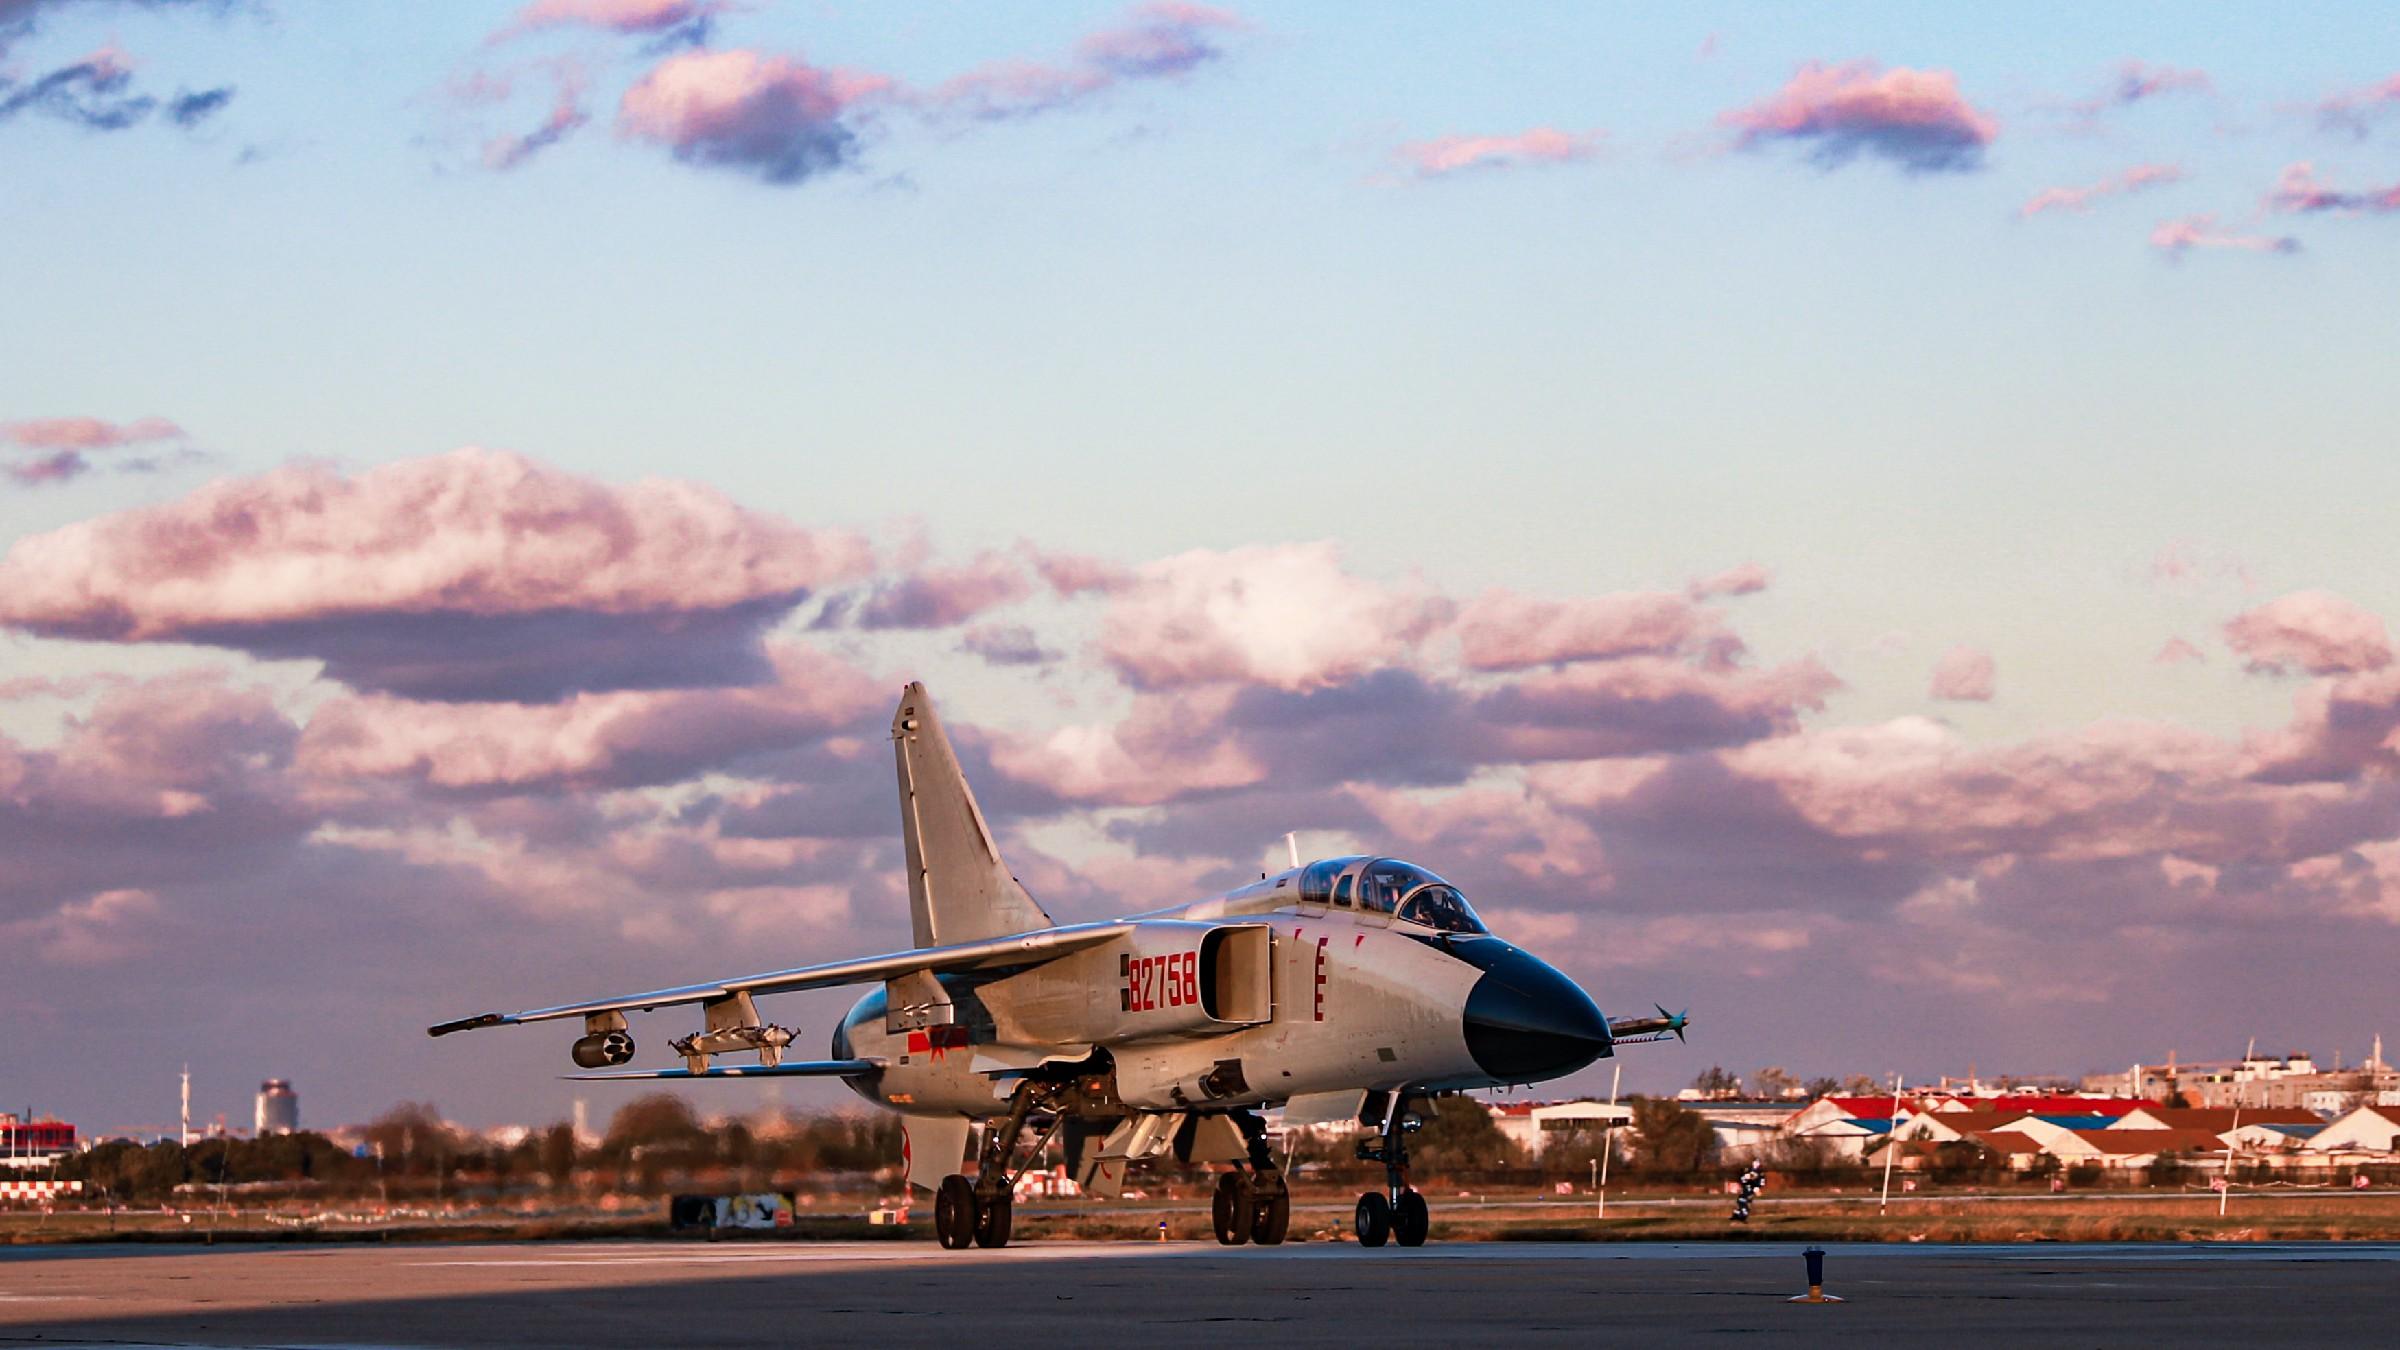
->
1878;1073;1904;1217
1597;1061;1621;1220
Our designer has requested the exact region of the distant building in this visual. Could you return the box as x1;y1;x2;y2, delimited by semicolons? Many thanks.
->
255;1079;299;1136
2084;1043;2399;1112
0;1113;76;1171
1485;1099;1631;1160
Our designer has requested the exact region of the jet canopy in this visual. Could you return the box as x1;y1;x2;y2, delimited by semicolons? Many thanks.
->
1295;856;1489;935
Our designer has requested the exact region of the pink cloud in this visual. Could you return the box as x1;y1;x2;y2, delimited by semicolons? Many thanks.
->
4;450;91;487
1098;543;1451;691
1393;127;1603;179
2149;214;2299;257
0;448;873;700
1026;546;1134;597
926;2;1241;121
2070;59;2211;117
2155;637;2206;665
1721;60;1998;173
296;643;879;791
2265;161;2400;215
2224;590;2394;676
1474;656;1841;762
1456;589;1731;672
1;416;184;449
617;48;893;184
2020;162;2183;217
1687;562;1771;599
491;0;731;44
2314;72;2400;138
1928;645;1996;702
846;552;1032;629
482;62;590;170
1076;2;1242;78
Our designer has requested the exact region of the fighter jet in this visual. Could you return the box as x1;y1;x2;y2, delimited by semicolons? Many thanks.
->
431;682;1687;1249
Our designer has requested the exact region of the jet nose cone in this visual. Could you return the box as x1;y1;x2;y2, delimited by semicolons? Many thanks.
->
1461;945;1612;1084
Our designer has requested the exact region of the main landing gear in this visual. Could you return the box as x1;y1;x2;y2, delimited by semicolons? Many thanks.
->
934;1080;1061;1250
1208;1111;1291;1246
1353;1095;1430;1248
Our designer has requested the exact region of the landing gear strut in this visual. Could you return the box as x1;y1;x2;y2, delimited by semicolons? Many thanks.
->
933;1078;1086;1251
1354;1094;1430;1248
1209;1111;1290;1246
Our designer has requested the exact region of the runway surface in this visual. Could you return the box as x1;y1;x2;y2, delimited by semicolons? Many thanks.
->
4;1239;2393;1347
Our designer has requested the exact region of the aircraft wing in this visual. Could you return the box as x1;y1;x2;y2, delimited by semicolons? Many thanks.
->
563;1059;882;1081
426;921;1134;1037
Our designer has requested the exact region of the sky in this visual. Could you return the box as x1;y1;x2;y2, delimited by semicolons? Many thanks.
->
7;1;2400;1135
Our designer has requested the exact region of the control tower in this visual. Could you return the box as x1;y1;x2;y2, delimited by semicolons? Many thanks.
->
254;1079;299;1136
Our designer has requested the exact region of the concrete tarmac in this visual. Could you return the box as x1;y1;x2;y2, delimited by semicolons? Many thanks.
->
4;1239;2394;1347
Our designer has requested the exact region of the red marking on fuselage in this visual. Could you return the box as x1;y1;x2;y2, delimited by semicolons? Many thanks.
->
905;1025;970;1058
1313;936;1330;1022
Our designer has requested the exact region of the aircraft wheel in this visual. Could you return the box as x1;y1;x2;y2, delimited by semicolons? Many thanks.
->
1393;1189;1429;1247
1250;1187;1290;1246
1212;1173;1252;1245
1353;1192;1391;1248
973;1189;1013;1248
934;1174;977;1250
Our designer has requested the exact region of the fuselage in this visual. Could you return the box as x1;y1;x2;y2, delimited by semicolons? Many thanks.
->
830;855;1612;1120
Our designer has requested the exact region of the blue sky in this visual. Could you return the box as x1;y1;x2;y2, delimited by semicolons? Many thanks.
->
7;2;2400;1131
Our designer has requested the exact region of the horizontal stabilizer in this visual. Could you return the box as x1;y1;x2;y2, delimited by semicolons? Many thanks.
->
563;1059;881;1082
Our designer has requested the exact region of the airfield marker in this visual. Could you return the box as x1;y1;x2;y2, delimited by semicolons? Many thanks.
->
1786;1247;1845;1304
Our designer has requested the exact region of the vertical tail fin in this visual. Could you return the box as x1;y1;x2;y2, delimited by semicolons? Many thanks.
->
892;682;1054;948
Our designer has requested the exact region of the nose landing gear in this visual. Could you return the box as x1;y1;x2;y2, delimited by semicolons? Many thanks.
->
1353;1093;1430;1248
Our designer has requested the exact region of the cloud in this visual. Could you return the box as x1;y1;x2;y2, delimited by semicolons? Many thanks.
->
2155;637;2205;665
1928;644;1996;701
0;448;874;699
295;642;881;792
2065;59;2211;120
491;0;732;46
925;2;1242;121
1687;562;1770;599
1391;126;1602;179
2;415;184;449
1026;547;1134;597
2019;162;2182;217
842;553;1030;630
1721;60;1997;173
3;415;190;487
0;46;151;129
5;450;91;486
2224;591;2394;676
2149;214;2298;257
960;623;1058;667
616;47;890;184
1096;543;1451;691
164;85;231;126
0;0;223;59
483;62;589;169
0;39;234;134
2265;161;2400;215
2314;73;2400;138
1455;589;1734;672
1;887;159;965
